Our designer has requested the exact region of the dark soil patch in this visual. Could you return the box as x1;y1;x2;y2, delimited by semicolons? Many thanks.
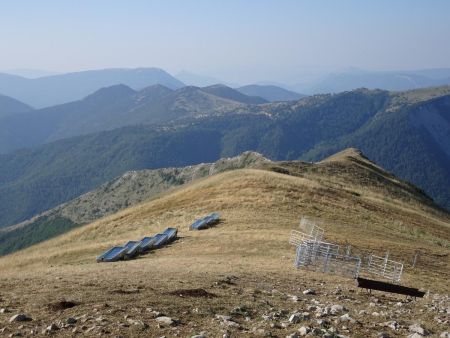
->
48;300;78;311
167;288;217;298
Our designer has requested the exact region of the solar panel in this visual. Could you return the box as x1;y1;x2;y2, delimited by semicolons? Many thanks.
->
153;233;169;248
190;212;220;230
163;227;178;242
123;241;141;258
138;236;157;252
94;221;187;262
96;246;127;262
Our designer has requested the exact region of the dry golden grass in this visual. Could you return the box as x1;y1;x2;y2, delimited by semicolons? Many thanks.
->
0;155;449;337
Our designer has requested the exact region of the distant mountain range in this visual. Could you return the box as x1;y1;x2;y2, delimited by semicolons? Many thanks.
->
237;84;306;101
295;68;450;94
0;84;267;154
0;86;449;231
0;68;185;108
2;66;450;108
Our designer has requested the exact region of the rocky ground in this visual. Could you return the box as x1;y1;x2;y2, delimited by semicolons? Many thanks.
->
0;271;449;338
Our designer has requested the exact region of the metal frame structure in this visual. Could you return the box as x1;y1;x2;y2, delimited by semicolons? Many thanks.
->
288;217;362;279
289;217;404;283
366;253;403;283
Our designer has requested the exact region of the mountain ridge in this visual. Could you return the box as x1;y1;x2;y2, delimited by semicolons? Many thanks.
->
0;87;449;232
0;67;185;108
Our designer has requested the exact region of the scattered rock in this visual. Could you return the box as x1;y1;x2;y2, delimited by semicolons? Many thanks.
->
9;314;31;323
303;289;316;295
290;295;299;302
409;323;428;336
330;304;345;315
289;313;301;324
46;324;59;332
215;315;232;321
156;316;178;327
339;313;355;324
66;317;77;325
298;326;310;336
382;321;399;331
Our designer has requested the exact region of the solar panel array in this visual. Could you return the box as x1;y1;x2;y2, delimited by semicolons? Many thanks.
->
189;212;220;230
96;227;178;263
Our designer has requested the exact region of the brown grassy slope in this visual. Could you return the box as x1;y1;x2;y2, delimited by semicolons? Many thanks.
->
0;149;448;292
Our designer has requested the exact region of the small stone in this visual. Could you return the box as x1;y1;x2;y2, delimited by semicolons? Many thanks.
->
289;313;301;324
383;321;399;331
377;332;390;338
156;316;177;326
222;319;240;328
290;295;299;302
0;308;8;313
339;313;355;324
46;324;59;332
191;335;206;338
409;323;428;336
298;326;310;336
440;332;450;338
67;317;77;324
215;314;231;321
303;289;316;295
330;304;345;315
9;314;31;323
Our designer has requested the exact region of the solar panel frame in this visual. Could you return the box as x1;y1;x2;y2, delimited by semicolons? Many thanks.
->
153;233;169;248
123;241;141;258
96;246;127;262
138;236;157;252
163;227;178;242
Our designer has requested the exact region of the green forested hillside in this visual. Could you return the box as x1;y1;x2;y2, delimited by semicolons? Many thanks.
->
0;87;449;230
0;84;257;154
303;94;450;208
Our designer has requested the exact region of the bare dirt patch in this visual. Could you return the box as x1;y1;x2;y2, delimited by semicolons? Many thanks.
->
48;300;78;311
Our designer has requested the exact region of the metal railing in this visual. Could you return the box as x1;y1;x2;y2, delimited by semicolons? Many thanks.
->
365;253;403;283
289;217;405;282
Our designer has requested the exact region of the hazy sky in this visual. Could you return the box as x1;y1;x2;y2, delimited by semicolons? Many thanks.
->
1;0;450;83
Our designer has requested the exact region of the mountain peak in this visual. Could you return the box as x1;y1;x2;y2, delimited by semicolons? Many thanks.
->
84;84;136;102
